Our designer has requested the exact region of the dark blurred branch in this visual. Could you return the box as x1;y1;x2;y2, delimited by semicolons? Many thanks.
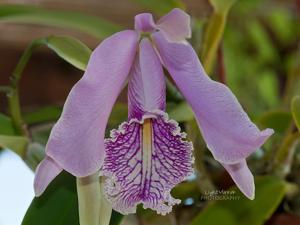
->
296;0;300;14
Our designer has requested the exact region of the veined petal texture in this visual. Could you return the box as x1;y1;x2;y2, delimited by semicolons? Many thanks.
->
153;32;273;165
102;111;193;215
128;38;166;120
45;30;138;177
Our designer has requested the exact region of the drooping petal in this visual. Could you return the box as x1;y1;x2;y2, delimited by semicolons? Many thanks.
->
222;160;255;200
153;32;274;165
34;156;62;196
45;30;138;177
102;111;193;215
128;38;166;120
134;9;191;43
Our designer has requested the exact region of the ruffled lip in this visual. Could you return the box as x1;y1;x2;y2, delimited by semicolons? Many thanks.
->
102;110;194;215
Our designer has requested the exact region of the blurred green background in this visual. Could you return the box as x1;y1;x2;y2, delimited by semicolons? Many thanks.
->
0;0;300;225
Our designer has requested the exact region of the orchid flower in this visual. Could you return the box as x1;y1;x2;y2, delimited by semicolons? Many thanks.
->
34;8;274;215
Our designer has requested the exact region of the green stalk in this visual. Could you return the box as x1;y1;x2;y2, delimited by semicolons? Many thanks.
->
7;38;46;136
201;11;227;74
99;178;112;225
201;0;237;74
77;173;101;225
271;132;300;178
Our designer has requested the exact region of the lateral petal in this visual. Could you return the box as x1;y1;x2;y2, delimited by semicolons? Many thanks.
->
128;38;166;120
222;160;255;200
46;30;138;177
153;32;274;164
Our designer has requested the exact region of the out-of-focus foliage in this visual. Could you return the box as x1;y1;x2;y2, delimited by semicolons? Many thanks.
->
131;0;185;15
257;110;292;134
224;0;300;116
0;113;15;135
0;135;28;156
292;96;300;131
24;106;62;125
209;0;237;14
44;36;92;71
189;176;286;225
1;0;300;224
22;172;80;225
168;102;194;122
0;4;120;38
22;172;124;225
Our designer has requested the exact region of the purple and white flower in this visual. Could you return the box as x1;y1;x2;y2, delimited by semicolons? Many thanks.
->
34;8;274;215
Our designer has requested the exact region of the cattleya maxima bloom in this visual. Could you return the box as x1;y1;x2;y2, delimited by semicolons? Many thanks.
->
34;9;274;215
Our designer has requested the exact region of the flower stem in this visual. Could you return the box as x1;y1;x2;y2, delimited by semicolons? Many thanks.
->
7;38;46;136
77;175;112;225
99;177;112;225
77;173;101;225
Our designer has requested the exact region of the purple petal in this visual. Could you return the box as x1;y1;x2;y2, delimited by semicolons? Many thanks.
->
34;156;62;196
222;160;255;200
156;8;191;43
102;111;193;215
128;39;166;120
45;30;138;177
134;13;156;33
153;32;274;164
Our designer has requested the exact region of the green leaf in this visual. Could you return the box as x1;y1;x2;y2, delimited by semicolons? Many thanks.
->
0;113;15;135
107;103;128;129
24;106;62;124
0;135;28;156
209;0;237;14
131;0;185;15
22;172;79;225
189;176;286;225
291;96;300;131
257;110;292;134
168;102;194;122
0;4;121;39
45;36;92;71
109;211;124;225
31;36;92;71
22;171;124;225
